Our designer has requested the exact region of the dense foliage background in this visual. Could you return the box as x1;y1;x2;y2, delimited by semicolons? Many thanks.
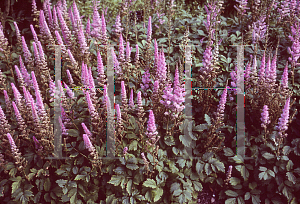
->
0;0;300;203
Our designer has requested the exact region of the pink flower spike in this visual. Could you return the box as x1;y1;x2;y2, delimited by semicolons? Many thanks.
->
81;123;92;137
146;16;152;42
281;61;289;89
83;134;95;152
66;69;74;84
121;81;127;106
33;136;43;150
7;133;17;152
101;12;107;38
276;97;291;137
129;89;134;108
116;103;122;125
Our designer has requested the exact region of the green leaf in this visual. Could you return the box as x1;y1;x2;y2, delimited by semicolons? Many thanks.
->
198;30;205;36
183;189;192;201
177;159;186;168
251;195;260;204
56;169;66;175
196;161;205;174
193;181;203;191
282;146;291;155
12;180;21;194
126;180;133;195
129;140;138;151
179;134;192;147
286;160;293;171
262;152;275;160
224;147;235;156
205;163;212;175
44;178;51;191
108;175;123;186
248;182;257;190
73;167;78;174
172;147;179;155
68;129;80;137
143;179;157;189
225;190;239;197
194;124;208;132
74;175;86;181
259;166;267;172
225;198;237;204
244;192;250;200
164;135;175;146
106;194;116;204
235;165;249;181
171;182;181;194
267;170;275;178
230;177;241;186
114;166;126;174
204;114;211;125
127;155;138;164
232;155;244;164
153;188;163;202
213;160;225;172
173;188;182;197
286;172;296;184
126;163;139;170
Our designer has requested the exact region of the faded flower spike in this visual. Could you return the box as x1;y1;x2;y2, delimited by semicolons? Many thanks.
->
261;105;270;128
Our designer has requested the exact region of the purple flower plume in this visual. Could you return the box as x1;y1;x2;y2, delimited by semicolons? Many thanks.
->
261;105;270;128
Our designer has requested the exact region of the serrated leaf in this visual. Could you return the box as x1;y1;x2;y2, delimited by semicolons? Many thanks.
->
262;152;275;160
68;129;80;137
267;170;275;178
286;160;293;171
282;146;291;155
235;165;249;181
173;188;182;197
114;166;126;174
204;114;211;125
143;179;156;188
232;155;244;164
183;189;192;201
251;195;260;204
172;147;179;155
12;181;21;194
56;169;66;175
224;147;235;156
213;160;225;172
171;182;181;193
225;198;237;204
108;175;123;186
129;140;138;151
259;166;267;172
177;159;186;168
126;180;133;195
72;167;78;174
205;163;212;175
179;134;192;147
126;163;139;170
153;188;163;202
44;178;51;191
286;172;296;184
193;181;203;191
244;192;250;200
194;124;208;132
225;190;239;197
196;162;205;174
248;182;257;190
230;177;241;186
74;175;86;181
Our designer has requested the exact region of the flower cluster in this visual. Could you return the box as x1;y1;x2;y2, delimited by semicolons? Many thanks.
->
275;97;291;138
261;105;270;129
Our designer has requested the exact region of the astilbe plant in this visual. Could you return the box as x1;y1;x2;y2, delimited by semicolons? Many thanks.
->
0;0;299;203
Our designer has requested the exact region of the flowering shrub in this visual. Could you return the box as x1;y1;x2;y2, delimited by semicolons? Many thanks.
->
0;0;299;203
